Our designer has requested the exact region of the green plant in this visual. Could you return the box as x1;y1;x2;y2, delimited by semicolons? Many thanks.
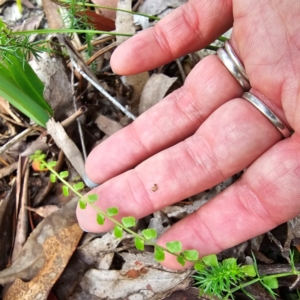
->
0;1;228;127
29;150;300;299
0;19;53;127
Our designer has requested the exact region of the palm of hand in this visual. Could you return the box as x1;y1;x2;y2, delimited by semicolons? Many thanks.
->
77;0;300;269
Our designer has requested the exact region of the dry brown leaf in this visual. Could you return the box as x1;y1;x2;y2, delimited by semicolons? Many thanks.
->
4;223;82;300
77;10;115;31
42;0;63;29
92;0;119;21
11;158;29;263
115;0;135;45
73;252;191;299
0;97;11;115
95;114;123;136
122;72;149;110
0;197;79;285
25;205;60;218
77;231;132;269
29;52;74;121
139;74;177;115
0;97;21;122
46;119;85;179
0;184;15;271
0;162;18;179
138;0;187;18
13;13;44;31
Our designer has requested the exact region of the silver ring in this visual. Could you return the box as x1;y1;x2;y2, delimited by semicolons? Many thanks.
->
242;92;290;138
224;41;248;80
217;47;250;91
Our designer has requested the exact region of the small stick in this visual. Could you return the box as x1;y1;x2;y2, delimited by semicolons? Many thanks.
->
0;126;37;155
176;58;186;82
86;42;117;66
61;106;88;128
77;36;115;52
0;113;30;127
71;68;87;161
59;35;136;120
71;57;136;120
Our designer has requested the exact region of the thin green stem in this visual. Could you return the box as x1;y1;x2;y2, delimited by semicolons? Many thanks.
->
225;271;300;298
41;159;196;264
217;35;228;42
10;28;133;37
205;45;219;51
58;0;160;21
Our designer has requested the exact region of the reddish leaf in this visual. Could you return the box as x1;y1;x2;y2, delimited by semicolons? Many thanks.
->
77;10;115;31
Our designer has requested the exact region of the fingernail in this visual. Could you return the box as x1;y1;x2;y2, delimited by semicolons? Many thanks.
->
78;223;89;233
84;173;99;188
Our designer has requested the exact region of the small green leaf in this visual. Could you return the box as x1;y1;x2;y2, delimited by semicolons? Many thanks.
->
73;182;85;191
142;228;157;240
48;161;57;167
202;254;219;267
62;185;69;196
50;173;57;183
240;265;256;277
106;207;119;217
183;250;199;261
222;257;237;267
30;154;38;160
114;225;123;238
87;194;98;203
194;262;206;272
177;255;186;266
39;163;46;170
79;199;87;209
166;241;182;253
96;213;105;225
134;237;144;251
39;154;47;160
34;150;42;156
121;216;136;228
154;246;165;261
263;277;278;289
60;171;69;179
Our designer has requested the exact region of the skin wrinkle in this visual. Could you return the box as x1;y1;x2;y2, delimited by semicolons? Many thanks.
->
168;143;203;190
185;136;225;183
164;147;196;192
180;2;203;44
192;212;224;254
127;170;156;215
151;25;175;60
293;84;300;129
159;91;196;136
171;86;206;127
78;1;300;269
131;115;164;156
236;181;280;229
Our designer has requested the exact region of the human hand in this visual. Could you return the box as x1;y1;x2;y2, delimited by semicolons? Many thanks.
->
77;0;300;269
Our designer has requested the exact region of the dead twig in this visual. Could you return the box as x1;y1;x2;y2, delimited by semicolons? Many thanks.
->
11;157;29;263
0;162;18;179
71;68;87;161
60;35;137;120
0;126;39;155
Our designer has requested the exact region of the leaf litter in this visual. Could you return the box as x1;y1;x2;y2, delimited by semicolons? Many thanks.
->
0;0;299;299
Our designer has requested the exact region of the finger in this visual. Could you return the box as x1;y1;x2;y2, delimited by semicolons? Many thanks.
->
86;55;243;184
111;0;233;75
157;133;300;269
77;98;281;233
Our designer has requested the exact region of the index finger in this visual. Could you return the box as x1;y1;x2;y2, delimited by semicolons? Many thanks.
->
111;0;233;75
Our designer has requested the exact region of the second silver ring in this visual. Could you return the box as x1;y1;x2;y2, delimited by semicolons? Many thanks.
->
217;41;250;91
